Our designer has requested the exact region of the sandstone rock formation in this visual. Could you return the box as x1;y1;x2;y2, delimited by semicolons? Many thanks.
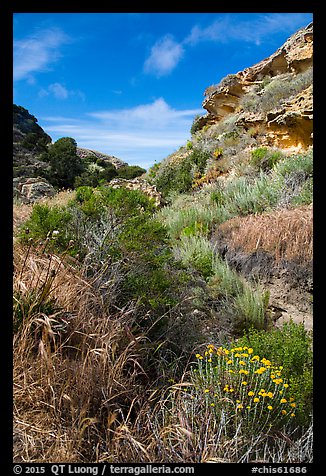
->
200;22;313;152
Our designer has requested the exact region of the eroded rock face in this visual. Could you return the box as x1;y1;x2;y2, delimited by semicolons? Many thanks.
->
201;23;313;151
13;177;56;203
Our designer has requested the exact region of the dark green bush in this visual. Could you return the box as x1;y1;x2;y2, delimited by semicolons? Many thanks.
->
155;157;193;197
42;137;85;189
116;165;146;180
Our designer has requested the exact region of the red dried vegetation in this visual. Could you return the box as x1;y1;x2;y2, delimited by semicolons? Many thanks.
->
216;205;313;264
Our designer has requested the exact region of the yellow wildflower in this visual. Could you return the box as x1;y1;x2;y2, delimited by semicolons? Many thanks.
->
204;389;210;394
253;397;260;403
248;391;255;397
248;348;253;354
280;398;287;403
255;367;266;374
241;381;248;386
281;410;287;415
267;405;273;410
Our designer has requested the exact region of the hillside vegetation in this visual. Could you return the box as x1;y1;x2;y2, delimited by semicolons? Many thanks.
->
13;24;313;463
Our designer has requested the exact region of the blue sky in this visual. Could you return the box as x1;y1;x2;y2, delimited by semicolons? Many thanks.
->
13;12;313;170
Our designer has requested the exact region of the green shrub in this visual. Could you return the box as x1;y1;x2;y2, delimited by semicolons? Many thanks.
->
74;161;118;188
235;322;313;427
250;147;283;171
190;148;210;174
155;157;193;197
116;165;146;180
186;141;193;150
20;203;74;253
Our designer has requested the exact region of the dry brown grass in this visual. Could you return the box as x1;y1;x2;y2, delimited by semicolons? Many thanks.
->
216;205;313;264
13;202;33;234
13;242;148;463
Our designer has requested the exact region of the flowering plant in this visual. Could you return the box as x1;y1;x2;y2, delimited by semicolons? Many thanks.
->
187;344;297;434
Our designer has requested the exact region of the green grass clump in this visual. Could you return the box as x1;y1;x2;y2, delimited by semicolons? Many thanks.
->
209;256;268;332
173;235;214;279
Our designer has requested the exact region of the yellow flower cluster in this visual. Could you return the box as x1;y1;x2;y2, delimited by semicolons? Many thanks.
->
194;344;297;419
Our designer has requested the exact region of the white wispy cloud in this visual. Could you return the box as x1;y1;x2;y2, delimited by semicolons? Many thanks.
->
184;13;312;46
39;82;85;101
48;82;69;99
143;35;185;77
143;13;310;78
88;98;199;129
14;27;70;81
41;98;202;169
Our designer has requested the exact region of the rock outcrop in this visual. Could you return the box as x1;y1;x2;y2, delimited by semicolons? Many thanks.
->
200;22;313;152
13;177;56;203
76;147;127;169
13;105;52;179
